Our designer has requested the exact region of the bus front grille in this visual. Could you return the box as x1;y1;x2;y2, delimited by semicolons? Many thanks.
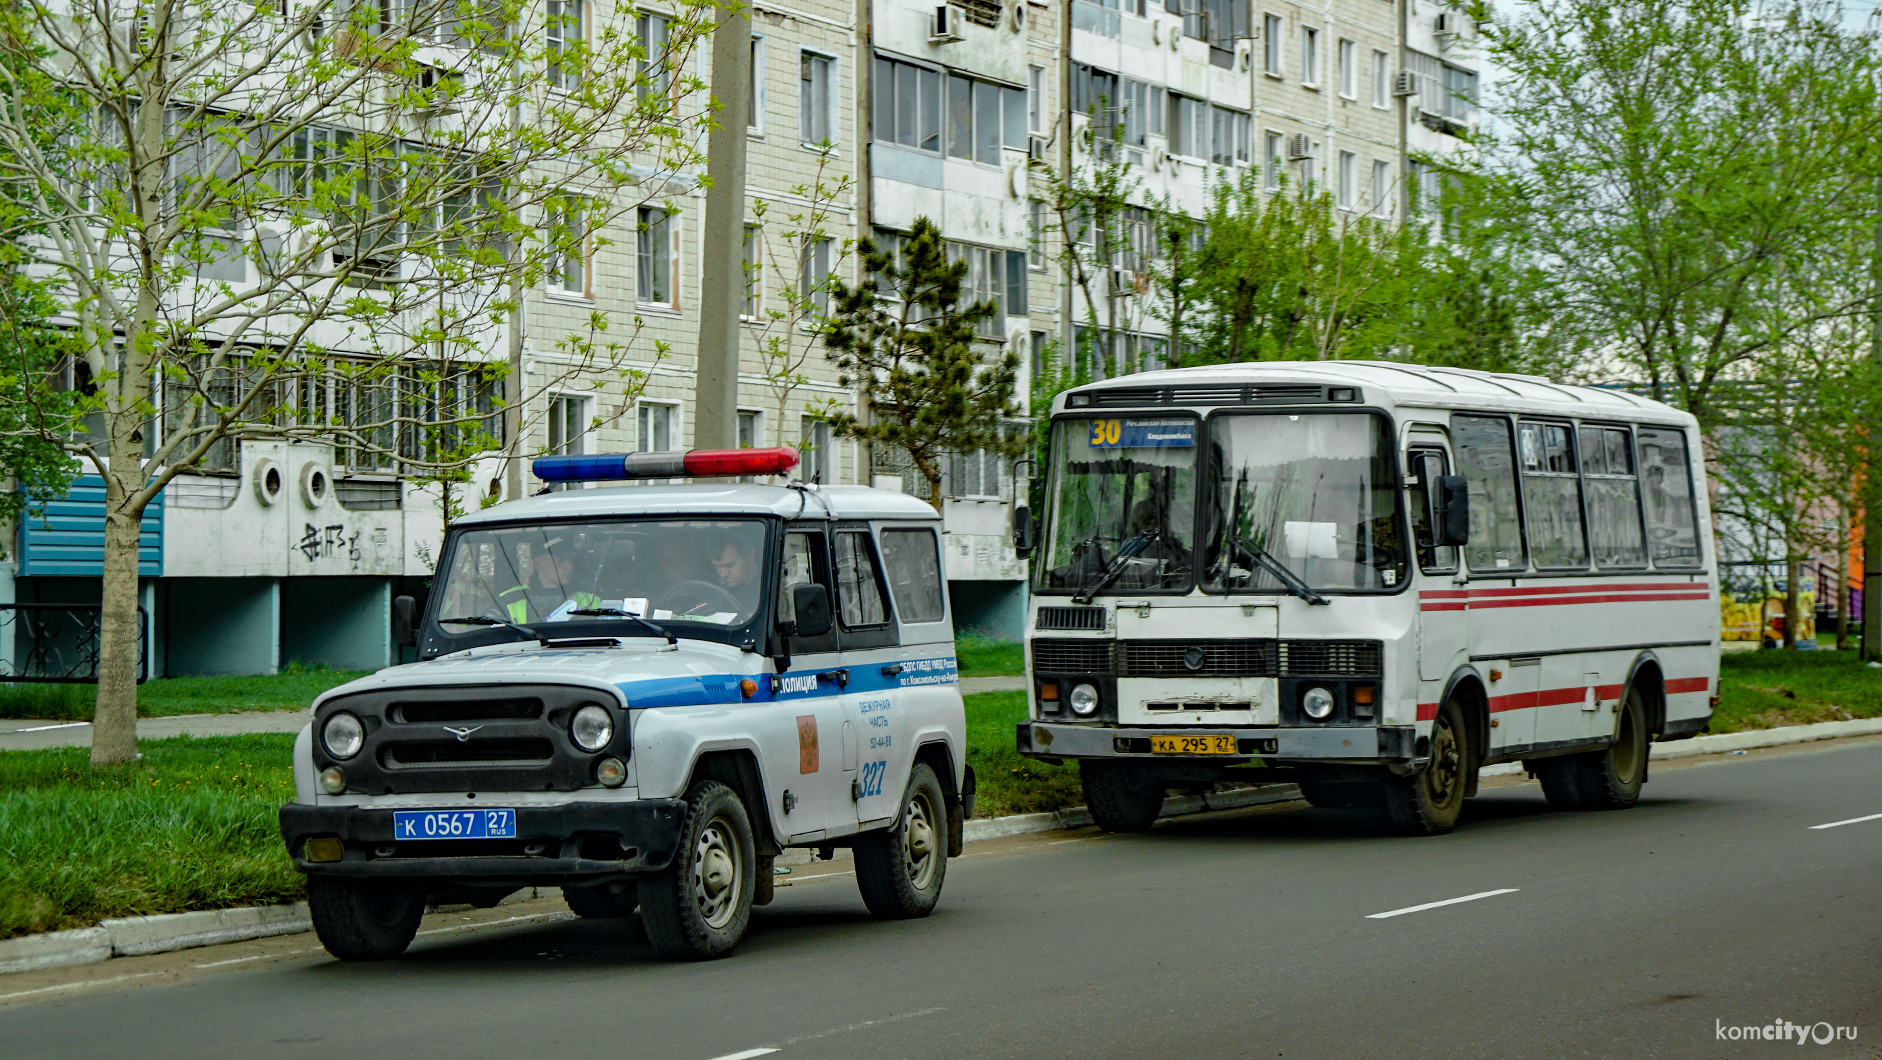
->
1117;640;1278;677
1032;637;1383;679
1036;606;1108;631
1279;640;1383;676
1031;639;1115;674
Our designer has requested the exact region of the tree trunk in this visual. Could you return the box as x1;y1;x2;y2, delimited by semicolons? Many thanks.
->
1783;550;1801;651
92;479;145;766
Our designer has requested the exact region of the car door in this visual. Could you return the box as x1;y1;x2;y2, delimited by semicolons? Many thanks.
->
768;527;854;843
832;524;906;826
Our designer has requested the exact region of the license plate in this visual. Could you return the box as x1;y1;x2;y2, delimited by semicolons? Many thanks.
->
392;809;517;841
1150;734;1238;755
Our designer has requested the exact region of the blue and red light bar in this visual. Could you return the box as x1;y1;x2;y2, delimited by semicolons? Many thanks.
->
532;446;800;483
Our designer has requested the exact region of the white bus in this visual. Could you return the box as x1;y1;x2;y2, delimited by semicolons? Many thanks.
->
1015;362;1719;835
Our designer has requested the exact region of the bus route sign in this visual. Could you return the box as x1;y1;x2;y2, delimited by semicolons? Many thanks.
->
1087;419;1196;448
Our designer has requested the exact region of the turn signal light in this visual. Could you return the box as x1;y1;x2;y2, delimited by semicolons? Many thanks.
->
1353;686;1375;705
305;837;344;863
1039;682;1059;700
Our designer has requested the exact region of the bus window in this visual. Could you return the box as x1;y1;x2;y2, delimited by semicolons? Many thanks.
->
1637;428;1702;568
1405;448;1458;573
1517;421;1588;569
1453;415;1526;573
1580;426;1647;568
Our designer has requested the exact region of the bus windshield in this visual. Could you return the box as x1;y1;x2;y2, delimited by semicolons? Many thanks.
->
1037;416;1199;594
1201;412;1407;593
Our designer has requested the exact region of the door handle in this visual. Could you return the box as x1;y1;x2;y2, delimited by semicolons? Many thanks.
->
880;664;905;677
816;669;850;688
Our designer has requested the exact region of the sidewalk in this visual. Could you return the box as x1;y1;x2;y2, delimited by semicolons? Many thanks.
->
0;712;310;752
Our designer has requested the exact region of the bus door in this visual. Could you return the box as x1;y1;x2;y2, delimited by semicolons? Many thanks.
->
1406;442;1466;685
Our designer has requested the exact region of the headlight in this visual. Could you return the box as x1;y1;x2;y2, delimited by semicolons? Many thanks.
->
1069;683;1100;716
596;757;628;787
322;712;363;759
571;704;614;751
1302;686;1336;721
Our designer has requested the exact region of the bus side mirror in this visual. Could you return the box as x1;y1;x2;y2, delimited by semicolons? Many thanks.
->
785;583;833;639
1436;476;1470;547
394;595;417;647
1013;506;1035;554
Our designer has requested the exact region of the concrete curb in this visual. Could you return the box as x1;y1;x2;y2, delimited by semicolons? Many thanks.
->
98;903;313;958
0;927;112;975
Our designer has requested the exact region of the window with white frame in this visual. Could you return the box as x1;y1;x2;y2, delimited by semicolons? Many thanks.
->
638;402;676;452
799;236;832;315
948;73;1028;164
1263;14;1283;75
742;224;761;318
738;410;761;448
947;242;1007;338
1029;199;1046;269
749;36;764;129
874;54;943;153
800;416;833;483
636;13;669;102
1298;141;1316;189
1371;50;1389;107
1338;39;1355;98
1337;151;1355;209
1029;65;1045;133
546;0;585;92
637;206;675;307
1121;79;1163;147
947;447;1004;499
546;394;589;490
1170;94;1207;159
1210;107;1250;166
550;195;591;296
1300;27;1319;86
1264;130;1282;189
1371;160;1391;214
800;51;834;145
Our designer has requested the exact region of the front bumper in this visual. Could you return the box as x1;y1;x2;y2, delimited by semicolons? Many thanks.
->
1017;722;1415;763
280;799;687;885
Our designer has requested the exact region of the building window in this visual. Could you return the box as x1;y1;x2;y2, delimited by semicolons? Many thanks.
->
1264;131;1282;189
1210;106;1249;166
749;36;764;129
546;394;589;490
742;224;761;319
1170;94;1206;159
947;447;1004;499
637;207;675;307
551;196;590;296
800;417;833;483
1300;27;1319;86
798;236;832;315
1371;160;1391;214
1338;38;1355;98
635;13;669;101
1372;50;1389;107
874;55;943;153
947;74;1025;164
738;410;761;448
947;242;1007;338
1121;79;1163;146
1337;151;1355;209
1028;200;1046;269
800;51;833;145
546;0;585;91
1028;65;1045;133
1005;249;1027;315
1263;14;1283;75
638;402;676;452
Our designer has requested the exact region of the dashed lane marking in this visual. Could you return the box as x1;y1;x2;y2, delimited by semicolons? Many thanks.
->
0;973;160;1003
1809;812;1882;830
702;1050;779;1060
1367;888;1520;919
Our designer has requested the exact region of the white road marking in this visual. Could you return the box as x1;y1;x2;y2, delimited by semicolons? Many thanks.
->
702;1050;778;1060
11;721;90;733
0;972;160;1003
1809;812;1882;831
1367;888;1520;919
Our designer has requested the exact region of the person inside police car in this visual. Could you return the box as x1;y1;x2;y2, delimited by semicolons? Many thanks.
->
497;537;602;622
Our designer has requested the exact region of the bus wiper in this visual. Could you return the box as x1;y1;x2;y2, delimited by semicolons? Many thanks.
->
1074;529;1158;604
440;615;550;646
1227;536;1330;606
567;608;679;646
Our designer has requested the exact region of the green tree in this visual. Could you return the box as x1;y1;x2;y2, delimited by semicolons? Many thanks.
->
823;217;1022;510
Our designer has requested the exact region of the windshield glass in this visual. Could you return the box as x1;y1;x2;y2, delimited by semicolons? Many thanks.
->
1036;416;1199;594
428;519;770;648
1201;412;1407;593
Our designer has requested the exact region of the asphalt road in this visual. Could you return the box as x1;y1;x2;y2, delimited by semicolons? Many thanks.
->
3;739;1878;1060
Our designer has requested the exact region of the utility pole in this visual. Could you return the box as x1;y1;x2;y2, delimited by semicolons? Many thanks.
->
693;0;752;451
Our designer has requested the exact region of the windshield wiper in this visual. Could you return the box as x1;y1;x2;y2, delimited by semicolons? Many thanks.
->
1226;536;1330;606
567;608;678;646
439;615;550;646
1074;529;1157;604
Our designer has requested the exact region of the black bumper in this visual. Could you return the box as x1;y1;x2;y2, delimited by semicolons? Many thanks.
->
280;799;687;885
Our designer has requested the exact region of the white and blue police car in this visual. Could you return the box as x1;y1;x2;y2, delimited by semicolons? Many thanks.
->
279;447;972;961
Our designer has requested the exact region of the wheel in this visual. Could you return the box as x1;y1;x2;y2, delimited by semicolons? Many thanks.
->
1079;760;1166;833
1381;698;1468;835
854;763;948;919
306;877;426;961
1565;688;1649;810
564;883;637;919
1531;757;1585;810
638;780;755;960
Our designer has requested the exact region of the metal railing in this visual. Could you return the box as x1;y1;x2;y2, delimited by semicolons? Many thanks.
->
0;604;149;683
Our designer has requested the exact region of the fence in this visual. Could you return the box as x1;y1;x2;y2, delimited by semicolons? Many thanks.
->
0;604;149;683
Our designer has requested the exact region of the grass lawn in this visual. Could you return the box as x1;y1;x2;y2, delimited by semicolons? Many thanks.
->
1711;648;1882;733
955;637;1024;678
963;690;1083;817
0;664;372;722
0;734;303;940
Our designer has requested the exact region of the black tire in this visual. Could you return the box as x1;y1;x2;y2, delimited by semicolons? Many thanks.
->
1532;757;1586;810
1567;688;1649;810
306;877;426;961
564;883;637;919
639;780;756;961
1381;698;1469;836
1079;760;1166;833
854;763;948;919
1297;773;1381;810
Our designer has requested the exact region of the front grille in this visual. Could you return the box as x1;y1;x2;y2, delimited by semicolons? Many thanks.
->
392;699;545;724
1036;606;1107;631
1118;639;1277;677
1280;640;1383;676
1080;383;1339;408
1031;638;1114;674
382;738;557;768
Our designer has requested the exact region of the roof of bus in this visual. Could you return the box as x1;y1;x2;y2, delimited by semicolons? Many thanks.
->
456;483;940;527
1055;361;1696;426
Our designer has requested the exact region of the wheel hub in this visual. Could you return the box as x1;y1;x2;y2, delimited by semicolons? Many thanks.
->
902;793;938;890
691;819;741;928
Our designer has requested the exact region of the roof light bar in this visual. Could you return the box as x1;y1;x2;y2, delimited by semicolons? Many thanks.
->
532;446;800;483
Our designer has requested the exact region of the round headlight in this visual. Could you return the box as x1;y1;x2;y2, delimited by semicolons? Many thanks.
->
319;766;347;795
571;704;614;751
1069;683;1100;716
595;757;628;787
1302;686;1336;721
322;712;363;759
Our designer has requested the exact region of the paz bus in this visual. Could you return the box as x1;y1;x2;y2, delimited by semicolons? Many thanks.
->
1015;362;1718;835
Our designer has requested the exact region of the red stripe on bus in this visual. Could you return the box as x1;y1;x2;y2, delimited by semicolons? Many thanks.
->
1463;583;1699;598
1419;679;1703;721
1665;677;1710;694
1419;592;1710;611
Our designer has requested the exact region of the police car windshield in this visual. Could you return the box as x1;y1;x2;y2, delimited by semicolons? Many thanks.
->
432;519;769;646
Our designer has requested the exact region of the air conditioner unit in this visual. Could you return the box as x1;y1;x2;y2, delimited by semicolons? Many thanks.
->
1286;133;1312;160
931;4;967;42
1391;71;1418;97
1027;135;1049;161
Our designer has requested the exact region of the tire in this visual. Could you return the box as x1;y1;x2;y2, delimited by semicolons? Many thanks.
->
306;877;426;961
1531;758;1585;810
854;762;948;919
1381;698;1469;836
1566;688;1649;810
564;883;637;919
639;780;756;961
1079;760;1166;833
1297;773;1381;810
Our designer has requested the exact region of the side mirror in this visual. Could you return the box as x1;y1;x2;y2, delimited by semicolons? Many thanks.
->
394;595;417;647
785;583;833;639
1013;506;1035;554
1436;475;1470;547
